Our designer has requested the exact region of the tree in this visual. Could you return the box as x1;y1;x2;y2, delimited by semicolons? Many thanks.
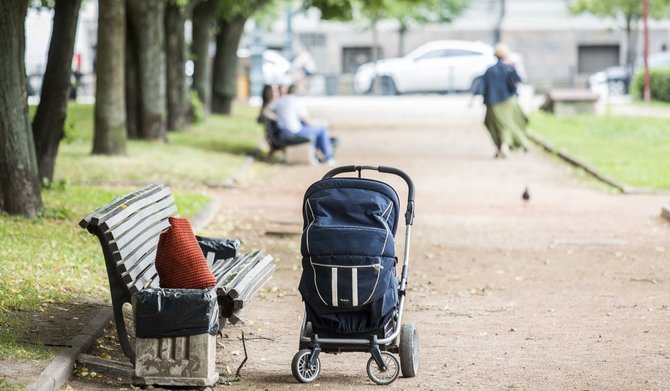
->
126;0;168;141
0;0;43;217
32;0;82;182
191;0;217;112
570;0;670;68
94;0;127;155
165;0;201;131
210;0;270;115
385;0;469;55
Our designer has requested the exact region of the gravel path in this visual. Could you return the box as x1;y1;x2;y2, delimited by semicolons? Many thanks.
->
68;96;670;390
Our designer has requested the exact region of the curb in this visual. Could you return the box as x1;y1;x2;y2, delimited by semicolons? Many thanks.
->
528;133;670;195
25;157;253;390
26;306;113;391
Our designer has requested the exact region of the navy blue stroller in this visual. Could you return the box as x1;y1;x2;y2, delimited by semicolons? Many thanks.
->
291;165;419;385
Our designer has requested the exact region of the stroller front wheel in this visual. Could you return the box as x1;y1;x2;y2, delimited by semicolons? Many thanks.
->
292;349;321;383
366;351;400;385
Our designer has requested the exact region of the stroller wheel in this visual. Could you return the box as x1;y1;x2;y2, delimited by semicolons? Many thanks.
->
399;323;420;377
366;351;400;385
291;349;321;383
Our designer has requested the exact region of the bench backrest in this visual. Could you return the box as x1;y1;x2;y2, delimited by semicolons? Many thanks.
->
80;183;177;295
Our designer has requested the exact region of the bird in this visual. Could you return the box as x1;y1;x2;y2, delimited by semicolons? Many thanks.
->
522;187;530;201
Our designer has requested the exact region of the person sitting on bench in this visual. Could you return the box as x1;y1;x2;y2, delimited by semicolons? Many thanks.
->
262;84;336;165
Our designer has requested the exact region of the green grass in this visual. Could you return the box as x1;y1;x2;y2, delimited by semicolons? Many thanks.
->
529;112;670;189
0;103;263;360
55;104;263;184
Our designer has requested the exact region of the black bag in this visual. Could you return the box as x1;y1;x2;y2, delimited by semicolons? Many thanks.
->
196;235;239;265
133;288;219;338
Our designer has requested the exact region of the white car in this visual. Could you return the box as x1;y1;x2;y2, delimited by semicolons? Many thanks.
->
236;49;292;85
354;40;500;95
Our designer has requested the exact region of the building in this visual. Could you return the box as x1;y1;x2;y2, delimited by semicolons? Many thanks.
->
248;0;670;93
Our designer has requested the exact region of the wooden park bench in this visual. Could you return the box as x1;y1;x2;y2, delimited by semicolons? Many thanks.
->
542;88;600;116
263;119;316;165
80;183;274;386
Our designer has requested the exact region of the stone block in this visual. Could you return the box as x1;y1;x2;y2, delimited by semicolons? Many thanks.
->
285;142;316;165
134;333;218;387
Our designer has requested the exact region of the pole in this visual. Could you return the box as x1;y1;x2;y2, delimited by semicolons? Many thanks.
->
643;0;651;102
493;0;506;44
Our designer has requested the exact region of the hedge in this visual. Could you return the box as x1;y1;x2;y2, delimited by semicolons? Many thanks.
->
631;67;670;102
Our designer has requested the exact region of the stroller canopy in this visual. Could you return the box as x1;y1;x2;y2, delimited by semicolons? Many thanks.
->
301;178;400;258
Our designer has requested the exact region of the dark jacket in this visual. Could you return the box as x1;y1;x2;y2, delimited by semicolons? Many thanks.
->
476;60;522;106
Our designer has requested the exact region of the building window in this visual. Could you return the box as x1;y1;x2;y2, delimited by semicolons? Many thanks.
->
577;44;620;74
342;47;383;74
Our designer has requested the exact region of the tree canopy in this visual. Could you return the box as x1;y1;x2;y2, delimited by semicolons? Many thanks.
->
570;0;670;25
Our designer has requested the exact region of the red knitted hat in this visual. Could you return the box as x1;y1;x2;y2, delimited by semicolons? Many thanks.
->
155;217;216;289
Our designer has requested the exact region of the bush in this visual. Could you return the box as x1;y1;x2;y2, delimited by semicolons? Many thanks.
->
631;67;670;102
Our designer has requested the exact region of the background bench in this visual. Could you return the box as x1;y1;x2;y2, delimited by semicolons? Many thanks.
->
262;119;316;165
80;184;274;385
542;88;600;116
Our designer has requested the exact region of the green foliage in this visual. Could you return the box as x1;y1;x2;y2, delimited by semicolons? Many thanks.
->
569;0;670;21
303;0;469;26
530;112;670;189
630;67;670;102
190;90;205;124
215;0;272;22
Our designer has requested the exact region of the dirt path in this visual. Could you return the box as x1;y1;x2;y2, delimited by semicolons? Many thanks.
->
69;96;670;390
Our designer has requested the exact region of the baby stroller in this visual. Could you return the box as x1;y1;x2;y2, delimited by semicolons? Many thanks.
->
291;165;419;385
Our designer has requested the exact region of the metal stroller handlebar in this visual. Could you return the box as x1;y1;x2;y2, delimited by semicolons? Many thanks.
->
322;165;415;225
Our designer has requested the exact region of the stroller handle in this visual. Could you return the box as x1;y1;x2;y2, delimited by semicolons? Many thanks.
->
322;165;415;225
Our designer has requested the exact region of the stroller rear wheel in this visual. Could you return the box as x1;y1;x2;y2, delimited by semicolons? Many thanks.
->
291;349;321;383
366;351;400;385
399;323;420;377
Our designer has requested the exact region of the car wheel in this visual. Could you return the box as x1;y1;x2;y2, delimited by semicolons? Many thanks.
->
372;76;399;95
607;80;626;96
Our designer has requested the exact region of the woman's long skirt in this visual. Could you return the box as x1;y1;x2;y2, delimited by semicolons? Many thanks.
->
484;96;529;150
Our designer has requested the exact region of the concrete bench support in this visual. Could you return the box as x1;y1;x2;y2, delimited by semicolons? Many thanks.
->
285;142;317;165
545;89;600;116
134;333;218;387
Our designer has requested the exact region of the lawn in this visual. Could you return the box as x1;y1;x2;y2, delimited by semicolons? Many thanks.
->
529;112;670;189
0;103;264;360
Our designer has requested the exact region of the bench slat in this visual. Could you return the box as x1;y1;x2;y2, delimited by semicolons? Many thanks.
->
111;219;170;263
121;248;158;286
104;196;176;242
101;188;174;232
108;203;177;253
228;255;275;299
80;184;164;229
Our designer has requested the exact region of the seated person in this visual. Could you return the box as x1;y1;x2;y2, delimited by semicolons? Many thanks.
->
262;84;336;165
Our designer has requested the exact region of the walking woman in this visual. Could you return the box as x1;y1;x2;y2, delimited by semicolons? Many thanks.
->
476;43;529;158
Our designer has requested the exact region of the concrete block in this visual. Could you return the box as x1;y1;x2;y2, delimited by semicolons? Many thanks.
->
285;142;316;165
134;333;218;387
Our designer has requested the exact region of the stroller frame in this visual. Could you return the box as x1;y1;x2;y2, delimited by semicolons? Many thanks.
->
293;165;417;385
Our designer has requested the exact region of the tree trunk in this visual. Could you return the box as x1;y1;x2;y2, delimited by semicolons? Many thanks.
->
32;0;82;182
191;0;215;112
126;0;167;141
165;3;189;131
0;0;43;217
93;0;127;155
125;6;141;139
624;15;640;70
211;16;246;115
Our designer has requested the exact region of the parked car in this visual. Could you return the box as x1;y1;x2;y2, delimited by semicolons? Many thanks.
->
588;51;670;96
354;40;521;95
237;48;292;86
